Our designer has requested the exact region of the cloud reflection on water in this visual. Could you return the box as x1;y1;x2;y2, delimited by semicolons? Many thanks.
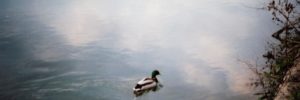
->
42;0;272;94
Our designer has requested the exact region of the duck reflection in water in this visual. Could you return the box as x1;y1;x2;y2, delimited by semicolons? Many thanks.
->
133;70;163;97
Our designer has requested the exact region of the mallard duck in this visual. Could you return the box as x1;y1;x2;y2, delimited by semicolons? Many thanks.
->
133;70;161;95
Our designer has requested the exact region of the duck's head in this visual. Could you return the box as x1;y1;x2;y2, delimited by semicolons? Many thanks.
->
151;70;160;78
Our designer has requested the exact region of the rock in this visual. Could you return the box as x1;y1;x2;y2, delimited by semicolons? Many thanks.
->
275;60;300;100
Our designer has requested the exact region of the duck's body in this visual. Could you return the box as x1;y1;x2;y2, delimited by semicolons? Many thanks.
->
133;70;161;96
133;77;158;92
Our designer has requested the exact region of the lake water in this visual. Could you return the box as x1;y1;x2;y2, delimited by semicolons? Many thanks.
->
0;0;278;100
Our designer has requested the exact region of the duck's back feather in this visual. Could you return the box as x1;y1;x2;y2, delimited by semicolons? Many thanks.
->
137;77;153;85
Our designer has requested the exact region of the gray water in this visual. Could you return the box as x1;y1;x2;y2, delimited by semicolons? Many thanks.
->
0;0;278;100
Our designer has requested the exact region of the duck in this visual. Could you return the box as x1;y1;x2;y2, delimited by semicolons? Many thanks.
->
133;70;161;96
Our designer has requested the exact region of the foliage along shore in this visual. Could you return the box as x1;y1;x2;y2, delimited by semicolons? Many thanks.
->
249;0;300;100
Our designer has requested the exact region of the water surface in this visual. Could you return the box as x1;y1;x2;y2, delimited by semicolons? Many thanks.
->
0;0;278;100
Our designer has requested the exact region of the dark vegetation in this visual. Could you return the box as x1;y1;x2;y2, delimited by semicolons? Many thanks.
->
248;0;300;99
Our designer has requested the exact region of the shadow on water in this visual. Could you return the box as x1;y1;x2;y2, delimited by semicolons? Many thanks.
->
0;7;77;99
